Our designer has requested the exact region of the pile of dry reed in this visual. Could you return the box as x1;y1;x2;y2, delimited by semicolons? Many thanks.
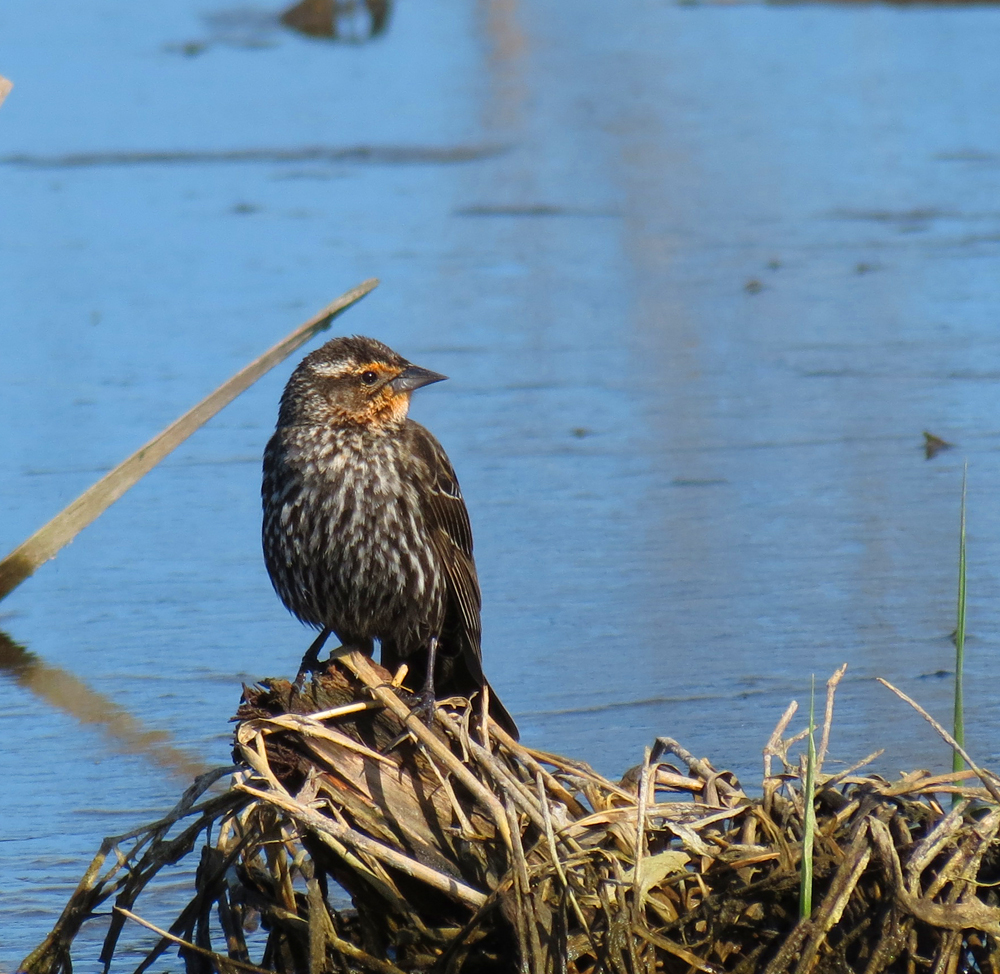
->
21;658;1000;974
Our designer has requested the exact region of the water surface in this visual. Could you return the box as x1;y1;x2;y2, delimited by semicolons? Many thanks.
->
4;0;1000;962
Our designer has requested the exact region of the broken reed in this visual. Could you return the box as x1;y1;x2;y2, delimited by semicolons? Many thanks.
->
798;676;816;920
0;278;378;603
23;657;1000;974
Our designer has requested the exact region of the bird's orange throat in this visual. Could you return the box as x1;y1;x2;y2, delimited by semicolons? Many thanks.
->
372;391;412;427
323;390;411;429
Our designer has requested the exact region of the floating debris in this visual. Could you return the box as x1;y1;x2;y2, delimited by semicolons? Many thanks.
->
924;430;954;460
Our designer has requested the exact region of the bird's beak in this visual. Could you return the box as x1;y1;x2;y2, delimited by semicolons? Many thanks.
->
389;365;448;394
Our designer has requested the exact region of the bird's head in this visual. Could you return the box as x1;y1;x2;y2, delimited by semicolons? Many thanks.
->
278;335;447;428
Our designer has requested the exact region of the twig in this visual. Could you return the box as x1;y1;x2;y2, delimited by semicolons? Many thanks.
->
954;463;969;779
504;795;544;974
0;278;378;602
877;678;1000;804
799;676;817;919
794;829;872;972
535;771;594;944
905;800;971;888
322;914;412;974
420;735;478;839
635;746;652;864
632;745;653;936
490;724;589;818
817;663;848;770
464;734;550;837
114;907;275;974
635;927;724;974
245;714;394;766
340;651;513;848
819;749;884;790
764;701;799;780
308;701;380;721
236;783;488;908
241;732;290;795
653;738;744;802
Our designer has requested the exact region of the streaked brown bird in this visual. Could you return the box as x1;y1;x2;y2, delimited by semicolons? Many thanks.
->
262;335;518;738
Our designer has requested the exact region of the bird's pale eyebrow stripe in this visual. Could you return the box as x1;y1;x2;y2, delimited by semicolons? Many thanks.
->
313;362;398;379
311;361;391;379
310;363;354;379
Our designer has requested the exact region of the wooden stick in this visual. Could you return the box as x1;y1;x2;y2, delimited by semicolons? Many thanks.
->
0;279;378;601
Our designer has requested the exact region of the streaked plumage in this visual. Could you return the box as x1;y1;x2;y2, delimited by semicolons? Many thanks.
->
262;335;517;738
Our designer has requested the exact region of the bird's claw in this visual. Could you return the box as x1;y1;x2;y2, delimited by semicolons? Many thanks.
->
292;652;326;692
412;687;438;728
292;627;334;692
292;662;316;693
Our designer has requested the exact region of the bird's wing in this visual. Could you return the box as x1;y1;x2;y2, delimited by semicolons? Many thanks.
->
404;421;482;647
404;422;474;555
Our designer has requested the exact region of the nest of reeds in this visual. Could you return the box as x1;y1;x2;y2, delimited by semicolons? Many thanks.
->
21;657;1000;974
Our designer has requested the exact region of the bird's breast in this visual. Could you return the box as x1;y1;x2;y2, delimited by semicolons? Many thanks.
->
263;424;443;636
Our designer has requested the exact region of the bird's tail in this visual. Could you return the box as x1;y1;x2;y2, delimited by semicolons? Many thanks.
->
439;641;519;741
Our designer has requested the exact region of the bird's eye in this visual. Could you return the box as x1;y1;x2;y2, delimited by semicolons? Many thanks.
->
360;370;379;385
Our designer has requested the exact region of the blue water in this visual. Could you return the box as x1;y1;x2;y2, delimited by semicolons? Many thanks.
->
5;0;1000;964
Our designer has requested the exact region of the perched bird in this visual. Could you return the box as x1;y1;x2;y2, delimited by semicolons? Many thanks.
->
262;335;518;738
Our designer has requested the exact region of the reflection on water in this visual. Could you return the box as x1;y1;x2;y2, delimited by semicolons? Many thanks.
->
281;0;392;40
0;143;504;170
0;630;207;780
168;1;393;55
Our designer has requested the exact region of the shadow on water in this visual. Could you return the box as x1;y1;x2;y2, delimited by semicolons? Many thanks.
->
0;629;208;780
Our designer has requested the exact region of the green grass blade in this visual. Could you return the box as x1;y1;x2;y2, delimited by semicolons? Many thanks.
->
953;464;968;776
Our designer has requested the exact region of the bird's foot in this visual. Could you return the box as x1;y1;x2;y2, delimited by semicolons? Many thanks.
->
410;636;440;727
293;660;321;693
293;627;334;692
412;686;438;728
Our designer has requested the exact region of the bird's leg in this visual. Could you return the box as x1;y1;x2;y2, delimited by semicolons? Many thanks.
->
414;636;439;726
294;626;332;690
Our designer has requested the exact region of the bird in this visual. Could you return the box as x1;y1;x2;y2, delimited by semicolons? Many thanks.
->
261;335;518;739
